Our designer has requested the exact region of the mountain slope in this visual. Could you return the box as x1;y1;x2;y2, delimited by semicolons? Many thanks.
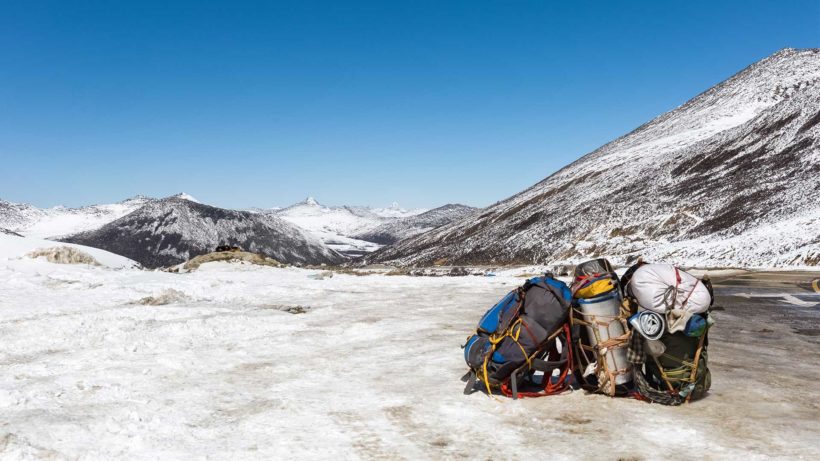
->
353;204;480;245
362;48;820;268
62;197;345;268
0;196;154;239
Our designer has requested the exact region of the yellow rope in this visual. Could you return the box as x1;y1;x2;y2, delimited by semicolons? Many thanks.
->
477;318;540;398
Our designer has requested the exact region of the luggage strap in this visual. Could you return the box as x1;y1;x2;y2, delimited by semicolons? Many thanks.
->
501;324;573;399
570;298;632;395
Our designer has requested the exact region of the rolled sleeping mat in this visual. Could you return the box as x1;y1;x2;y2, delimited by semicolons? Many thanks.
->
576;291;632;385
573;258;615;279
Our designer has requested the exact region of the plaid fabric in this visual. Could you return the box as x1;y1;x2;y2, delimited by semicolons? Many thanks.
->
627;329;685;405
627;330;645;364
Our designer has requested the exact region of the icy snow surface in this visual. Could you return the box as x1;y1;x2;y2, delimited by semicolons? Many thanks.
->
1;257;817;459
0;234;139;269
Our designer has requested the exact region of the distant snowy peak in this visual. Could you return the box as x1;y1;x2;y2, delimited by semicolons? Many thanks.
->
170;192;201;203
370;202;428;219
364;48;820;268
353;204;480;245
273;198;387;256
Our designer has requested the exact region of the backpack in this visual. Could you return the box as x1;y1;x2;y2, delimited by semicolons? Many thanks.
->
570;258;633;396
622;262;714;405
462;274;573;399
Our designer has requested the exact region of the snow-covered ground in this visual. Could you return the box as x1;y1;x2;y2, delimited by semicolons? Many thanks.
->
1;256;818;460
0;234;139;269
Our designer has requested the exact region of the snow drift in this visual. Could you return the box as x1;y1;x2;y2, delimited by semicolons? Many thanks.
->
26;246;102;266
0;233;139;269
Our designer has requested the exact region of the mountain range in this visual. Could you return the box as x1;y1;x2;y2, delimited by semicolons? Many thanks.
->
2;49;817;269
0;194;475;267
60;197;345;268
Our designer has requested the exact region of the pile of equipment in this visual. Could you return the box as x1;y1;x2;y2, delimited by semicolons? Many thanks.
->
461;258;715;405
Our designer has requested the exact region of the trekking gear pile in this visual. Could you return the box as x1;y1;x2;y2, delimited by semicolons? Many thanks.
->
462;258;715;405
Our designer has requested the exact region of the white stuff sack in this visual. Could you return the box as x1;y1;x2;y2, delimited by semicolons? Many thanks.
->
628;264;711;315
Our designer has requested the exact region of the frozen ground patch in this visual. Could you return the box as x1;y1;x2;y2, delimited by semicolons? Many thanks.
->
26;246;101;266
0;233;138;269
0;260;817;460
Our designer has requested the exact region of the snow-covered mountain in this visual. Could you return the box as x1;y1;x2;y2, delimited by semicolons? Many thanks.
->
272;197;427;256
62;196;345;268
353;204;480;245
370;201;428;219
362;48;820;268
0;196;154;239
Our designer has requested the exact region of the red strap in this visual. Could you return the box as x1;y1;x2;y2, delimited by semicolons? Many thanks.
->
672;268;682;310
681;278;701;309
673;267;700;310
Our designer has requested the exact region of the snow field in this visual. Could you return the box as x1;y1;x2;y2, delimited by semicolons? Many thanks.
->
0;234;139;269
0;259;818;460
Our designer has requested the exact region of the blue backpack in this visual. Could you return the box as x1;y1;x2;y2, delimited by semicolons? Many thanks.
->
462;274;572;398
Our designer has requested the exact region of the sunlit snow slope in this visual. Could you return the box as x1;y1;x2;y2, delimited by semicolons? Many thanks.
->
364;48;820;268
0;233;139;269
273;197;427;256
0;196;153;239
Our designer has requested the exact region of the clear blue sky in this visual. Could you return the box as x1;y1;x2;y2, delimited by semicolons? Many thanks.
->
1;1;818;209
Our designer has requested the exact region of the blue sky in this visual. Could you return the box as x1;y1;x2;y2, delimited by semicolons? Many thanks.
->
1;1;818;209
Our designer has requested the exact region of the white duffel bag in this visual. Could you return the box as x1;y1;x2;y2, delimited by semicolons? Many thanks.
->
627;264;711;316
